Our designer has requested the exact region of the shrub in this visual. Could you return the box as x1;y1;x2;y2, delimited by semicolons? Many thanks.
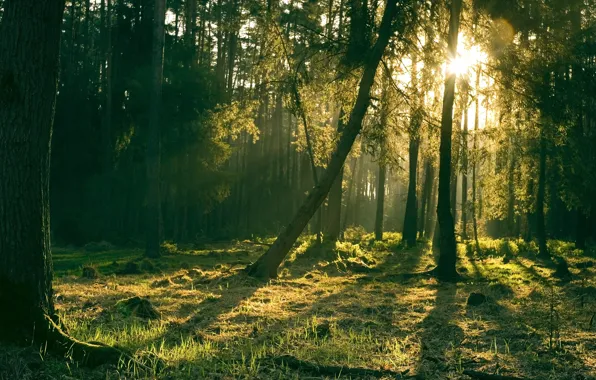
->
160;241;179;255
343;226;367;242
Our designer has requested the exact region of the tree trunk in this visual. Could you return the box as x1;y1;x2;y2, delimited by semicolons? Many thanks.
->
246;0;399;279
536;127;548;258
374;148;387;241
145;0;166;258
403;137;420;246
0;0;125;365
575;209;588;250
0;0;65;341
436;0;462;281
461;103;469;240
419;159;434;239
326;109;346;242
472;65;481;253
341;156;359;236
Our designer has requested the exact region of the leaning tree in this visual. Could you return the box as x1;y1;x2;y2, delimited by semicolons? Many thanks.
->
0;0;123;365
246;0;404;279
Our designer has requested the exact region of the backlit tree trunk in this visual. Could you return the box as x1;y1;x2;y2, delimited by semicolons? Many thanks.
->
436;0;462;281
246;0;399;279
145;0;166;258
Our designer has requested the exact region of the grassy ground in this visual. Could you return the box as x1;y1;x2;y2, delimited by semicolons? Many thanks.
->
1;232;595;380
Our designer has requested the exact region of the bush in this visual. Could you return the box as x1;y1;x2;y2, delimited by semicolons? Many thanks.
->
343;226;367;242
160;241;179;255
84;240;114;252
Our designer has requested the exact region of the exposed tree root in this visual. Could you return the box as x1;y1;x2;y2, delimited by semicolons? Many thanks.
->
269;354;415;379
45;315;130;367
462;370;527;380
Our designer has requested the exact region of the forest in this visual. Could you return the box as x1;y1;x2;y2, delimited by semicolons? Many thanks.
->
0;0;595;379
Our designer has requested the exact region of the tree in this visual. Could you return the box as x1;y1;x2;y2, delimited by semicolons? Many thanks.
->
0;0;122;365
435;0;462;281
145;0;166;258
246;0;401;279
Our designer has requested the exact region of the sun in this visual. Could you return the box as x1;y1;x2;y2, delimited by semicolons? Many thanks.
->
448;44;487;76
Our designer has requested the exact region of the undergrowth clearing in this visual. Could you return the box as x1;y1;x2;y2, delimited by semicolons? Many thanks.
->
1;233;595;380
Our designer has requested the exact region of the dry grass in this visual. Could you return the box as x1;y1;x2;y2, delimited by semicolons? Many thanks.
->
1;234;595;379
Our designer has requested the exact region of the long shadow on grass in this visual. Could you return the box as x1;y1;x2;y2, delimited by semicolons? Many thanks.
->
415;283;460;377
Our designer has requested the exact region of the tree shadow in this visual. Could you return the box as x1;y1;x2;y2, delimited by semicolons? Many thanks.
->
415;283;460;377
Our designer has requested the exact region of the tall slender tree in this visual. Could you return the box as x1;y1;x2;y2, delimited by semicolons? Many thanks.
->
145;0;166;258
435;0;462;281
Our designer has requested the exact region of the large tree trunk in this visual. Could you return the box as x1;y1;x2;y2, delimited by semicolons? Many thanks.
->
0;0;65;340
246;0;399;279
145;0;166;258
436;0;462;281
0;0;124;365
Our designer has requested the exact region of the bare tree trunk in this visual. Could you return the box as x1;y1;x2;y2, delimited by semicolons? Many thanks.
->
403;137;420;245
461;102;469;240
0;0;124;365
326;109;346;242
536;127;548;258
246;0;400;279
341;156;359;236
0;0;65;341
472;65;481;253
374;145;387;241
419;159;434;238
145;0;166;258
436;0;463;281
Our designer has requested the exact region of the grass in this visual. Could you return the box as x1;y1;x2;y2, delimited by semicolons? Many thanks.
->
1;235;595;379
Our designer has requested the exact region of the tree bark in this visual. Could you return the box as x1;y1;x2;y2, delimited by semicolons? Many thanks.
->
472;65;481;253
536;126;548;258
0;0;125;365
403;137;420;246
419;159;434;238
0;0;65;341
461;102;469;240
246;0;400;279
436;0;463;281
374;146;387;241
326;109;346;242
145;0;166;258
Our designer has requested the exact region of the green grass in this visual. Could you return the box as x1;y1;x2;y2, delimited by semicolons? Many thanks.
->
1;236;595;379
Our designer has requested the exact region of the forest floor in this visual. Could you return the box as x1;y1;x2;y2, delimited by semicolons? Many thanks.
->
1;232;595;380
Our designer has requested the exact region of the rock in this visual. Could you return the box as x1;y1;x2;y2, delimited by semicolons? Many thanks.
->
116;296;160;320
467;292;488;306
